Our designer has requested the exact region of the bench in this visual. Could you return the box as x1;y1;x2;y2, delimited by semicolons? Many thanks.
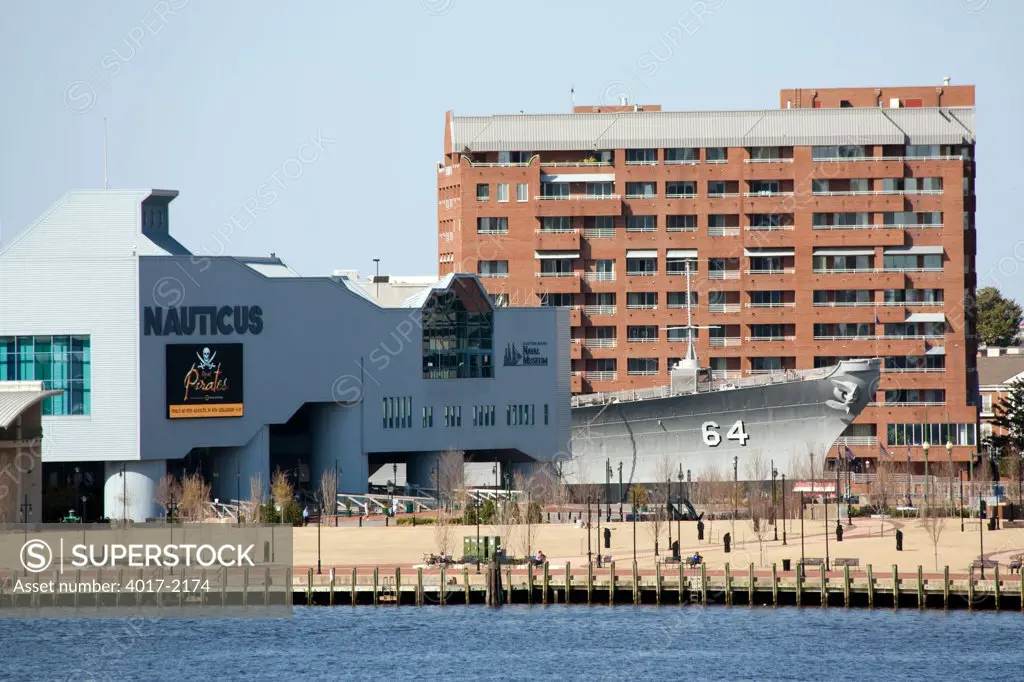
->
970;559;998;570
834;558;860;568
1010;555;1023;574
800;558;824;567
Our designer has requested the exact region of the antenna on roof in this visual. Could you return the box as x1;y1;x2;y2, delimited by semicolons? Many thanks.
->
103;117;109;190
570;85;575;111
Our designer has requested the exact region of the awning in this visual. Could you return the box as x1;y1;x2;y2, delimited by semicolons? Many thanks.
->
743;248;794;257
541;173;616;184
812;247;874;257
626;249;658;258
666;249;698;259
925;346;946;356
906;312;946;323
883;245;944;255
0;382;63;429
535;251;579;260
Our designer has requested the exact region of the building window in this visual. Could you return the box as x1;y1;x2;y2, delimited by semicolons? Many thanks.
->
625;182;656;198
887;423;976;447
473;405;496;426
627;325;658;342
383;397;413;429
540;293;574;307
981;394;994;414
422;288;494;379
476;184;489;201
497;183;509;202
666;257;698;276
665;148;698;163
516;183;529;202
585;182;614;197
705;147;727;162
626;215;656;232
626;257;656;276
444;405;463;427
477;260;509;278
627;358;658;375
477;217;508;234
625;149;657;165
506;404;535;426
544;404;549;425
811;145;866;160
541;216;573;233
489;293;509;307
422;406;434;428
0;335;91;415
666;215;697;232
627;292;658;309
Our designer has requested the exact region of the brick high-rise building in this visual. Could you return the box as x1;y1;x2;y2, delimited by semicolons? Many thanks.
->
438;84;978;472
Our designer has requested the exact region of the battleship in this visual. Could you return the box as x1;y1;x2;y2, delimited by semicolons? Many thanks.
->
564;268;881;485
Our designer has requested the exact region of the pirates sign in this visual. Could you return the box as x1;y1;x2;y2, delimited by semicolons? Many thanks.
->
165;343;244;419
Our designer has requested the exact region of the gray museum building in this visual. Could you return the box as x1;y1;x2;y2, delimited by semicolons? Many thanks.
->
0;189;570;521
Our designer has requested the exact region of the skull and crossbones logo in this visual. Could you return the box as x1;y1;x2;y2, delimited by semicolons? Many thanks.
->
196;347;217;370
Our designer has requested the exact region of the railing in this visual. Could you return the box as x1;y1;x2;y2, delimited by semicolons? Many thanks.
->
878;401;947;407
883;267;944;273
536;227;579;234
880;300;943;306
708;270;741;280
709;337;742;347
665;193;698;199
477;229;508;235
584;305;616;315
627;303;658;310
626;337;658;343
812;189;943;196
745;268;795;274
709;227;741;236
708;303;740;313
747;369;790;376
583;338;617;349
468;161;532;167
835;436;879;446
813;268;878;274
746;302;796;308
744;158;794;164
811;155;903;162
811;224;875;230
812;301;877;307
625;226;657;232
711;370;742;380
743;191;795;197
625;270;657;277
625;194;658;200
625;160;658;166
903;155;965;161
627;369;659;376
885;367;946;373
746;225;795;231
542;160;613;167
583;272;615;281
882;334;946;340
884;223;943;229
706;158;729;164
535;271;579;278
813;335;879;341
745;335;796;342
666;225;698;233
708;192;740;199
477;272;509;278
664;159;700;166
583;227;616;239
584;371;617;381
535;194;621;201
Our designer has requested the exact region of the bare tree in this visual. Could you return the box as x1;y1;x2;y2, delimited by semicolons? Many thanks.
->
155;473;182;519
494;489;521;560
179;473;212;522
695;464;726;541
243;471;265;524
871;450;898;514
436;449;466;513
319;468;338;521
744;452;770;560
647;457;674;557
433;509;455;558
514;470;542;560
920;503;948;570
270;467;294;515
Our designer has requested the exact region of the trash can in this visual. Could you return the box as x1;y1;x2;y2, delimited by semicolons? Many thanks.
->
671;540;680;562
988;516;997;531
405;502;414;514
723;532;731;554
782;558;791;572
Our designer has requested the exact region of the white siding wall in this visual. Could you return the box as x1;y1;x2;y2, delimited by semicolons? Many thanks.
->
0;191;151;462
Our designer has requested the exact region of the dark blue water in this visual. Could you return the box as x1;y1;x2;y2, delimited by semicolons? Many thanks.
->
1;606;1020;681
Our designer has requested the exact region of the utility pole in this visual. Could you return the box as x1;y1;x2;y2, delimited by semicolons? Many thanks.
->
605;460;612;522
732;455;738;539
618;462;623;521
373;258;381;299
631;487;637;565
781;473;787;545
772;461;778;541
677;464;684;553
799;490;806;576
596;488;602;568
587;494;593;567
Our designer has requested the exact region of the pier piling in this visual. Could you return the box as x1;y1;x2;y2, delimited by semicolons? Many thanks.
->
463;567;469;606
892;565;899;608
917;566;924;609
994;565;1000;611
416;568;423;607
632;562;639;606
608;562;615;606
724;563;732;606
771;564;778;606
543;563;550;605
748;564;755;606
843;565;850;607
866;564;874;608
700;563;708;605
943;566;949;609
565;563;571;604
372;568;379;606
351;568;356;606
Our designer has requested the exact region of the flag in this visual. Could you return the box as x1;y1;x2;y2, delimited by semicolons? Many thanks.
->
844;446;855;462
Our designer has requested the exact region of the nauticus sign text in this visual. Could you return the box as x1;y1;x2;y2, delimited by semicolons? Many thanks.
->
143;305;263;336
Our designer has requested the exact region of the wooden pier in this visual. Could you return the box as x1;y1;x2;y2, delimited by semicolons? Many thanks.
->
294;562;1024;611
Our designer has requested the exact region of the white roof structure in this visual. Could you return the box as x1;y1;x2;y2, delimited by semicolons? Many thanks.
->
451;106;975;152
0;381;62;429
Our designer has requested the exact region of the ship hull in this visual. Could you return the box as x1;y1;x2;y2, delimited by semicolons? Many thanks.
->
567;359;880;484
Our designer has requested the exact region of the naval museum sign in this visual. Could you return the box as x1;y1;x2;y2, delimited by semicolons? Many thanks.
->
503;341;548;367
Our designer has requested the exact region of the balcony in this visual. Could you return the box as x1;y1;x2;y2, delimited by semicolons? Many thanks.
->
711;370;743;381
666;224;698;233
625;193;658;200
708;270;741;280
570;372;583;393
808;226;907;247
708;303;741;313
884;367;946;374
570;338;582;360
583;272;615;282
541;160;613;167
835;436;878;447
535;271;578;278
809;194;903;212
583;371;617;381
583;338;617;349
627;369;659;376
626;337;659;344
478;272;509;279
745;302;796;309
584;305;617;316
709;337;742;347
884;223;943;230
743;191;794;198
535;229;581;250
878;401;947;407
741;160;794;180
534;194;622;217
666;192;698;200
744;225;794;232
627;303;658;310
746;335;796;342
745;268;795;275
568;307;582;327
533;272;581;294
812;300;877;307
583;226;616;239
709;227;741;237
625;270;657;277
807;156;904;180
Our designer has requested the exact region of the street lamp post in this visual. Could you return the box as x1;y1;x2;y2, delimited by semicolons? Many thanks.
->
922;441;930;511
606;460;612;522
618;462;623;522
781;473;787;545
387;480;394;527
317;497;322;575
980;496;986;579
732;455;738;539
799;489;806;576
121;462;127;523
334;459;339;527
677;464;684;553
373;258;381;299
631;487;637;565
596;488;602;568
476;495;481;574
947;441;954;516
667;473;672;555
772;463;778;541
960;476;965;532
587;494;593;567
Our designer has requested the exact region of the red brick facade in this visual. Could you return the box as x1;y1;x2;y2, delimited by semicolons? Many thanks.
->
438;86;979;470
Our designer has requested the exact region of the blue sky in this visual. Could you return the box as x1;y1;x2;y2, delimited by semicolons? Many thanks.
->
1;0;1021;298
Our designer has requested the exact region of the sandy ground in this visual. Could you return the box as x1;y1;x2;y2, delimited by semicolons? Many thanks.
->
292;516;1024;574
